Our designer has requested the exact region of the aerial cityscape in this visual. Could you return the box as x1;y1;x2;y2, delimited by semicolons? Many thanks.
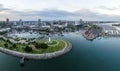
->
0;0;120;71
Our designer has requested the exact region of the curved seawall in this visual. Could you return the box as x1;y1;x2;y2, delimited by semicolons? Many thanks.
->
0;41;72;60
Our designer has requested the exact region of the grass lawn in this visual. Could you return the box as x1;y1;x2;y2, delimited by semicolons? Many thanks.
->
0;38;69;54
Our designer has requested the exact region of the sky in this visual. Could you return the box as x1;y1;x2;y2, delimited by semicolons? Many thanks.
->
0;0;120;21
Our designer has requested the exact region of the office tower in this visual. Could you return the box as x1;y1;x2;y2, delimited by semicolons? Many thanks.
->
38;19;42;26
6;18;9;25
79;19;83;24
19;19;22;25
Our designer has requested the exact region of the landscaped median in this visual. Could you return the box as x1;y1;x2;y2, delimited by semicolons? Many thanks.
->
0;37;72;60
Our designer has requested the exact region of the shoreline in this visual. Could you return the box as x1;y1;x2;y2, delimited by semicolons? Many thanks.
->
0;40;72;60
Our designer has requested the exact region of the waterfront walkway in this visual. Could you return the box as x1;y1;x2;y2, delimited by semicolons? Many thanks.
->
0;39;72;60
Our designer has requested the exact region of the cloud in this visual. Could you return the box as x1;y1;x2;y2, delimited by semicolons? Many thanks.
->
12;9;75;18
96;5;119;10
14;9;120;21
74;9;120;21
0;3;120;21
0;4;11;12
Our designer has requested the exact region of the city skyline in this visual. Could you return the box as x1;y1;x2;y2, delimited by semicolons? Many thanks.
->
0;0;120;21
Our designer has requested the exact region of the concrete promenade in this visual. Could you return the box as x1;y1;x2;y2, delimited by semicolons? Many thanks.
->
0;40;72;60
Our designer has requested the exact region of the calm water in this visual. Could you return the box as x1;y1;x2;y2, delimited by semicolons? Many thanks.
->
1;33;120;71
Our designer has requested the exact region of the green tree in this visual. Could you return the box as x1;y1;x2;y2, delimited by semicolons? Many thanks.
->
4;43;8;48
24;46;32;52
35;42;40;49
35;43;48;49
40;43;48;49
12;44;17;48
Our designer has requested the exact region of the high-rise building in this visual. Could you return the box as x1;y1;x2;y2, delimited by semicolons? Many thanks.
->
79;19;83;24
38;19;41;26
19;19;23;25
6;18;9;25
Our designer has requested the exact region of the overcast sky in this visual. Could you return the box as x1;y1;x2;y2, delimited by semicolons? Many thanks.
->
0;0;120;21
